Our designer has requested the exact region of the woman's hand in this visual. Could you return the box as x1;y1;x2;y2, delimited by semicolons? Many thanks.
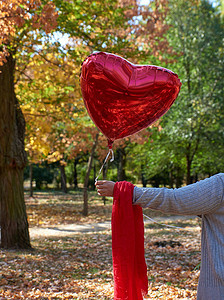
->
95;180;115;197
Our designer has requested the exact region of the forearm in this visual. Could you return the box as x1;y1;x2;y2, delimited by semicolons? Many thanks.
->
133;174;224;215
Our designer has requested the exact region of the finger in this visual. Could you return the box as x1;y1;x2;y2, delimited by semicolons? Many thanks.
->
96;187;104;192
97;190;105;196
96;186;106;192
95;181;105;186
97;187;107;193
96;184;107;190
97;180;108;184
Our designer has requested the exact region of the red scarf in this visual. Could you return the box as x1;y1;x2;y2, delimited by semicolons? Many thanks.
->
112;181;148;299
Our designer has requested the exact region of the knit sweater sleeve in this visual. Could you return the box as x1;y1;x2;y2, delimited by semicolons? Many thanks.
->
133;173;224;215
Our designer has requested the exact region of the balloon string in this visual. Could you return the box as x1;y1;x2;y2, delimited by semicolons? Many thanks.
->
95;149;114;183
143;214;187;230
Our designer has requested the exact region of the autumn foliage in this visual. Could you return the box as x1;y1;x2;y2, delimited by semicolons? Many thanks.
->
0;0;57;64
11;0;172;166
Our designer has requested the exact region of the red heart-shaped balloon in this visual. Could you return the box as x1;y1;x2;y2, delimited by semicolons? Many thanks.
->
80;52;181;148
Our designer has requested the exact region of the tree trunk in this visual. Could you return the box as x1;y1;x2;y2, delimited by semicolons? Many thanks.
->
29;163;33;197
60;163;67;193
175;166;182;188
186;138;200;185
83;133;99;216
102;162;108;205
73;158;78;189
141;165;147;187
92;163;96;190
0;53;31;249
194;173;198;183
117;147;126;181
186;155;192;185
169;171;174;188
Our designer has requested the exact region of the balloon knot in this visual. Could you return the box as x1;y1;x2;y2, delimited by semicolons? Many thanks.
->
108;139;113;149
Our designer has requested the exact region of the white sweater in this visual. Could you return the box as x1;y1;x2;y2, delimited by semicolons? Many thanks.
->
133;173;224;300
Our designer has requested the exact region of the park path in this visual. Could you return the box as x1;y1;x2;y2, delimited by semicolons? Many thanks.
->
29;221;111;239
29;215;197;239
